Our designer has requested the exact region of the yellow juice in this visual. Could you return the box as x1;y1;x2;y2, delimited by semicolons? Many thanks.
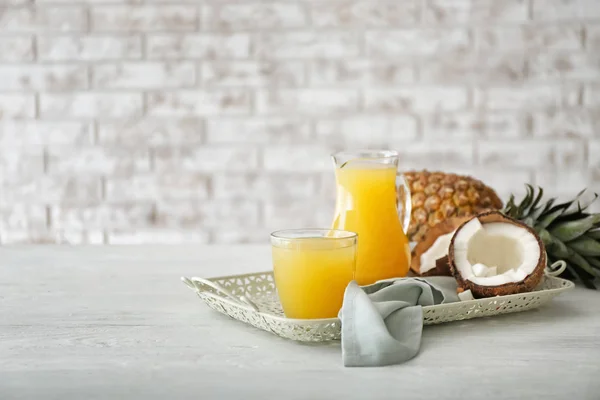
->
332;163;411;285
271;238;356;319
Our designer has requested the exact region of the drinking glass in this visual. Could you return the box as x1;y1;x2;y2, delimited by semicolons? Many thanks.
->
270;229;357;319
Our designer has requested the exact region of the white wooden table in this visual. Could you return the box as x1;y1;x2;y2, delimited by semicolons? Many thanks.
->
1;245;599;400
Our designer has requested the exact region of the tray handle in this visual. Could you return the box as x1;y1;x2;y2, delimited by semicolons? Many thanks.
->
181;276;259;312
545;260;567;277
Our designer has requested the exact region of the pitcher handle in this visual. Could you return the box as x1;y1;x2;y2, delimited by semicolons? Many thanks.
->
396;174;412;235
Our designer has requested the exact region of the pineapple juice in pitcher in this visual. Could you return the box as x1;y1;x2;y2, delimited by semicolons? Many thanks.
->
331;150;412;285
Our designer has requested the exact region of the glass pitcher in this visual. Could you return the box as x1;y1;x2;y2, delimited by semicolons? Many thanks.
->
330;150;412;285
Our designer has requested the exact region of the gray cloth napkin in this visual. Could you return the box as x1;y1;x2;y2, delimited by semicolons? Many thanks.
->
339;276;460;367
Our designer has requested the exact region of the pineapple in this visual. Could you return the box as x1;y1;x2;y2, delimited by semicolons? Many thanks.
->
404;170;504;242
503;185;600;289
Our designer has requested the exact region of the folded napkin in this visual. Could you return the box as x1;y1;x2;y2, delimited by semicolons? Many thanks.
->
339;276;460;367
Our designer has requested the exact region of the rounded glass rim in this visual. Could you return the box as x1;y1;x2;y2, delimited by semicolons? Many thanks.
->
270;228;357;241
331;149;399;159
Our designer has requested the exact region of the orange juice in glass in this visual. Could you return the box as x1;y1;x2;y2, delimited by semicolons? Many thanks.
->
270;229;357;319
331;150;412;285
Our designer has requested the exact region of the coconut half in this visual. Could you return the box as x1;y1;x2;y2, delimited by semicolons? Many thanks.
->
448;211;546;298
411;216;471;276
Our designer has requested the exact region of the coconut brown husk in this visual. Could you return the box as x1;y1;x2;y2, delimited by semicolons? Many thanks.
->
447;211;547;298
411;216;471;276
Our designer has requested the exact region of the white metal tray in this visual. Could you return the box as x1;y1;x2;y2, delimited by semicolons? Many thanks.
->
181;268;574;342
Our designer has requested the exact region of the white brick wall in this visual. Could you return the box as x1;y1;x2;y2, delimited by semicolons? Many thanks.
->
146;90;250;116
0;64;88;91
0;6;87;33
366;29;470;57
0;0;598;244
40;93;144;118
0;94;35;118
146;34;252;59
205;3;307;30
90;6;198;32
0;36;34;62
37;35;143;62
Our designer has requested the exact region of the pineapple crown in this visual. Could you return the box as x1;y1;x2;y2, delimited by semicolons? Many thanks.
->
503;185;600;289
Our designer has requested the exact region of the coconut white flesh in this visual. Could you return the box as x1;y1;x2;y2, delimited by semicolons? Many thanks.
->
471;263;498;277
453;220;540;286
472;263;492;277
420;231;454;274
453;218;482;252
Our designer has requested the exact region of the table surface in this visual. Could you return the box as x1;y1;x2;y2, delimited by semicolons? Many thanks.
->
1;245;599;400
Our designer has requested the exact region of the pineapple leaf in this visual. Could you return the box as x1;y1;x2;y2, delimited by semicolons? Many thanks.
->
502;194;518;217
567;258;596;282
566;263;597;289
543;197;554;207
580;193;598;212
535;208;566;231
525;187;544;220
546;200;572;214
530;205;546;221
538;228;553;246
546;190;586;215
587;257;600;269
506;194;516;208
531;186;544;210
539;229;571;259
557;210;592;223
552;190;591;218
543;231;570;258
567;235;600;256
549;214;600;243
567;247;600;278
541;197;557;214
562;191;598;217
517;185;534;216
589;229;600;240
